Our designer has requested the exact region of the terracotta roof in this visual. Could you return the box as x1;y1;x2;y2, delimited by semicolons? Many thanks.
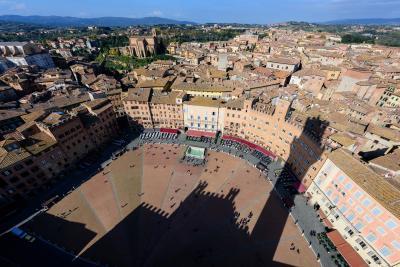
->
274;70;291;79
266;57;300;65
150;91;183;105
136;77;172;89
208;69;227;79
0;109;26;121
0;138;31;169
326;230;368;267
184;96;225;108
124;88;151;102
133;68;165;78
329;133;356;147
172;82;233;93
329;149;400;219
22;131;57;155
292;68;325;78
369;149;400;172
366;124;400;142
225;98;245;109
21;110;47;123
342;69;372;80
83;99;112;115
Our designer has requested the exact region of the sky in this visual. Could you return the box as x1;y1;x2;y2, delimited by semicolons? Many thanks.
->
0;0;399;24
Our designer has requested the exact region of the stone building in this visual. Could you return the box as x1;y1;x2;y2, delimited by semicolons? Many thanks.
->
0;99;120;214
127;29;161;58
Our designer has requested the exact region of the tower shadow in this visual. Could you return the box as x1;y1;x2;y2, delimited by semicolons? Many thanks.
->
251;116;328;264
7;117;328;267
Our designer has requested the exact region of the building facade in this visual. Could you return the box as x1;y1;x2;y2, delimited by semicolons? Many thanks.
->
183;97;225;133
0;99;119;213
307;149;400;267
127;29;161;58
0;42;55;69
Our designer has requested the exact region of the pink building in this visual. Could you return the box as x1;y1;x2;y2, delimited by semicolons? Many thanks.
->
308;149;400;266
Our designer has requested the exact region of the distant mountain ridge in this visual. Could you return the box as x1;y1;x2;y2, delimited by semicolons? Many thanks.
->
0;15;195;27
323;18;400;25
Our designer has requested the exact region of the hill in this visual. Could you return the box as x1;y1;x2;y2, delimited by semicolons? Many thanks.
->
323;18;400;25
0;15;195;27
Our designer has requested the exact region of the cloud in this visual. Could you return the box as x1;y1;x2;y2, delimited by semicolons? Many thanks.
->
10;2;26;11
0;0;26;11
151;10;163;16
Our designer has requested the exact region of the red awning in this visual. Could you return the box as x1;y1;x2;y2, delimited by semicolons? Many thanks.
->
187;130;216;138
160;128;180;134
222;135;276;159
322;217;334;229
327;230;368;267
293;181;307;193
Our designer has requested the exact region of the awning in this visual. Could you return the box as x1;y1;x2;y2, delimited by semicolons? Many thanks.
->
317;209;334;228
160;128;180;134
187;130;216;138
293;181;307;193
326;230;368;267
318;209;327;219
222;135;276;159
322;217;334;228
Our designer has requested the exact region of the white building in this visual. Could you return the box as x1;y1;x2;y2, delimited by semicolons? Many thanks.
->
183;97;225;133
265;57;300;73
0;42;55;69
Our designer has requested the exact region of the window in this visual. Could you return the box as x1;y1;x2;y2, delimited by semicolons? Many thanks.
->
364;215;374;223
2;170;11;176
356;206;364;213
348;197;354;205
347;213;355;222
354;191;363;199
380;246;391;257
386;219;398;230
371;207;382;216
362;198;372;207
391;240;400;250
339;205;347;213
368;252;380;262
366;233;377;243
356;238;367;249
344;183;353;190
14;164;23;171
345;227;354;236
354;222;364;231
377;227;386;235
